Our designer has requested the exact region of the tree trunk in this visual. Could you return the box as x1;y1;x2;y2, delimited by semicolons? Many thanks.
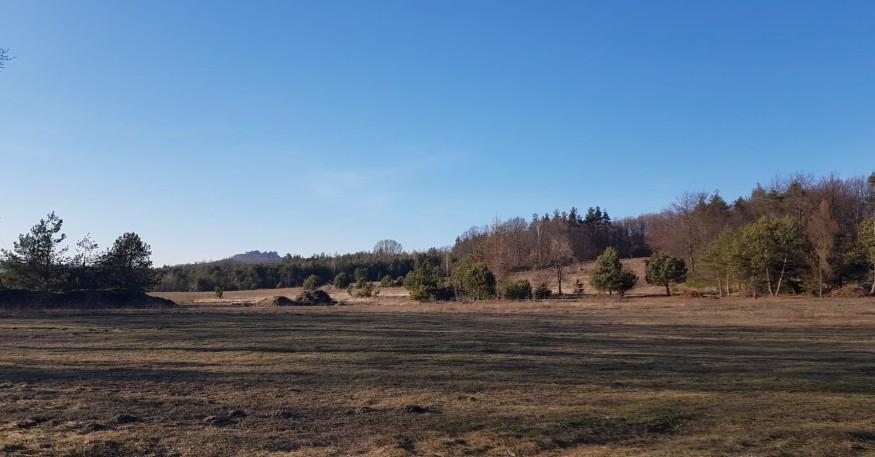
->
665;283;671;296
765;267;773;297
870;269;875;295
556;266;562;296
774;257;788;297
817;263;823;299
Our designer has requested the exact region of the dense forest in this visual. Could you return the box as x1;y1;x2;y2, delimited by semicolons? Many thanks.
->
2;173;874;298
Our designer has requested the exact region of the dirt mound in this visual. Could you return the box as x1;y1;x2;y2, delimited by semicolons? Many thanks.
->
261;290;335;306
0;289;176;310
831;283;869;298
264;296;295;306
293;290;336;306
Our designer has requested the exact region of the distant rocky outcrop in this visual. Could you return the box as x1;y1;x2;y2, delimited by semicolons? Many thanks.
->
229;250;283;264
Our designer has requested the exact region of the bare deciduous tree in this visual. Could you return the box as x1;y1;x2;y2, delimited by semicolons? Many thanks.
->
373;239;403;256
807;200;838;298
545;237;573;295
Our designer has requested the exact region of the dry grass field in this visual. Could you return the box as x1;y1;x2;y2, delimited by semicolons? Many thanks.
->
2;294;875;456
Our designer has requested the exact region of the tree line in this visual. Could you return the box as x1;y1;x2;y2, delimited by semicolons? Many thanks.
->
154;250;416;292
3;173;873;299
449;173;875;298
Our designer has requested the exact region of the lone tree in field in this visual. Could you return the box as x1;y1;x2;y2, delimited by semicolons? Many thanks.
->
98;232;156;290
0;212;69;291
645;253;687;296
373;239;403;256
591;247;637;297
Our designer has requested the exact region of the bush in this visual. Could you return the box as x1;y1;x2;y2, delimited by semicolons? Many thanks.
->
573;279;584;295
348;278;375;297
214;287;223;299
380;274;393;287
451;256;496;300
333;272;351;289
302;274;319;290
534;283;552;299
504;280;532;300
408;286;430;301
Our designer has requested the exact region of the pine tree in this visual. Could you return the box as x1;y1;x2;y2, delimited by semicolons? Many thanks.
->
98;232;156;290
591;247;637;297
0;212;69;291
645;253;687;296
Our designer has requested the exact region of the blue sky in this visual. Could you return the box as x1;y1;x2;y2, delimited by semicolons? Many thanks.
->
1;1;873;265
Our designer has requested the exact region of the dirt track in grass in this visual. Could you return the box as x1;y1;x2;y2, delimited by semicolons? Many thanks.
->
1;296;874;456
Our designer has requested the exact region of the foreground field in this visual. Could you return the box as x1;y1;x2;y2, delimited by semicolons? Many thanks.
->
1;298;874;456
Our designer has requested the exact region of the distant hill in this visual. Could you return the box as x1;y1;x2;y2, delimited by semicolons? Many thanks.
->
227;250;283;264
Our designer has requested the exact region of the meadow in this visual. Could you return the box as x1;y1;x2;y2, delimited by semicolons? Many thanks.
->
1;294;874;456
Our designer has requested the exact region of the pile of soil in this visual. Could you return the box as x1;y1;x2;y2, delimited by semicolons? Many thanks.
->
261;290;336;307
0;289;176;310
293;290;336;306
265;296;295;306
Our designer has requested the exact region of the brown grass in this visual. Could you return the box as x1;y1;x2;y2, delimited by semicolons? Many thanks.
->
1;295;874;456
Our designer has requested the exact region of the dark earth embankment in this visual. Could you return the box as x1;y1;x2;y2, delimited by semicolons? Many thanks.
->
0;289;176;310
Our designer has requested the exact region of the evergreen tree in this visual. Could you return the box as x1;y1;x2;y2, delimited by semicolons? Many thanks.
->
733;217;805;297
451;256;496;300
0;212;69;291
98;232;156;290
645;253;687;296
504;279;532;300
333;272;351;288
590;247;637;297
302;274;319;290
859;219;875;295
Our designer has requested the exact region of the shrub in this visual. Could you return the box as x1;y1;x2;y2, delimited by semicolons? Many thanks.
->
214;287;223;299
348;279;375;297
451;256;496;300
574;279;585;296
534;283;552;299
408;286;430;301
504;280;532;300
302;274;319;290
380;274;393;287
